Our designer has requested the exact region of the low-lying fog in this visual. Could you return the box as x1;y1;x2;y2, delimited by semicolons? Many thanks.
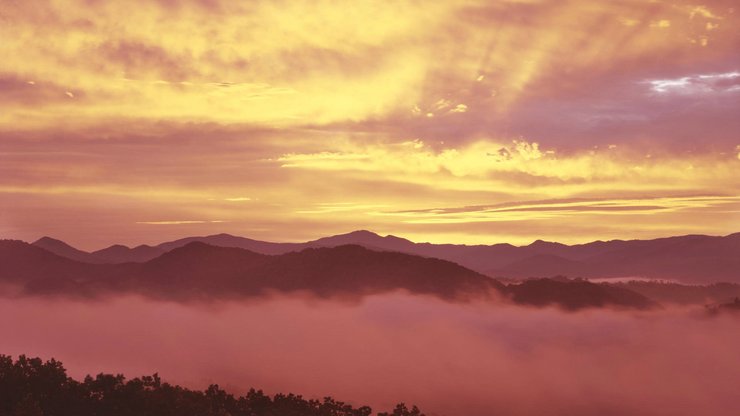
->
1;293;738;416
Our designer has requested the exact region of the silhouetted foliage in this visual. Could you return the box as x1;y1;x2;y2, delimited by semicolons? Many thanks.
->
0;355;421;416
377;403;424;416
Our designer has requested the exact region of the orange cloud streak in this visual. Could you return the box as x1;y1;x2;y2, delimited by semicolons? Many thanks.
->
0;0;738;247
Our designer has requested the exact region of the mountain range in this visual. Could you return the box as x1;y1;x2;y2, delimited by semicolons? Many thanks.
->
1;240;501;300
30;230;740;283
0;238;661;310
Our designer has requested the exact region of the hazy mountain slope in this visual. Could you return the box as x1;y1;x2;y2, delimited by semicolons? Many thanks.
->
251;244;504;298
1;241;502;301
90;244;165;263
303;231;740;282
507;278;656;310
2;241;657;309
129;243;503;300
32;237;102;264
23;230;740;283
0;240;94;282
0;240;132;295
156;233;301;255
32;237;165;264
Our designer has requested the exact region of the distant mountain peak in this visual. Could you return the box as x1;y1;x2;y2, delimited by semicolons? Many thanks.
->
342;230;380;238
34;236;66;244
309;230;415;252
33;236;77;249
31;236;95;263
104;244;130;250
331;230;412;242
178;241;216;250
90;243;164;263
210;232;237;238
528;239;564;247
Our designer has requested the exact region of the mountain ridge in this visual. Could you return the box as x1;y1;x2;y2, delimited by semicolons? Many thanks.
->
2;239;657;310
28;230;740;283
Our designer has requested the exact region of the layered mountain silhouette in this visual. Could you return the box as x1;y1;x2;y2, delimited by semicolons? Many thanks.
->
32;230;740;283
2;240;502;301
1;239;659;310
33;237;165;264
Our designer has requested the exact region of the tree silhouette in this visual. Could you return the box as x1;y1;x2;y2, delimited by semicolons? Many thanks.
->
0;355;421;416
377;403;424;416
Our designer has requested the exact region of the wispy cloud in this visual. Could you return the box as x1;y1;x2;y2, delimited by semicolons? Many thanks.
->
382;195;740;224
136;220;227;225
648;71;740;94
0;0;738;247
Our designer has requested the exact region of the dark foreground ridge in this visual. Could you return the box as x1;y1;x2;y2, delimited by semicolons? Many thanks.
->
0;240;661;310
0;355;424;416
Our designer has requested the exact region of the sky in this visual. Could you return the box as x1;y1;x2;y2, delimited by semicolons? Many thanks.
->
1;0;739;250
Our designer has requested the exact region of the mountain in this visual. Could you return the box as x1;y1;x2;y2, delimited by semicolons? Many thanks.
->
1;241;503;301
156;233;299;255
91;244;165;263
32;237;165;264
0;240;128;295
32;236;102;263
2;241;659;310
122;243;506;300
493;233;740;282
302;231;740;282
507;278;655;310
312;231;740;283
26;230;740;283
307;230;415;251
0;240;94;282
153;230;413;255
243;244;504;299
149;232;565;273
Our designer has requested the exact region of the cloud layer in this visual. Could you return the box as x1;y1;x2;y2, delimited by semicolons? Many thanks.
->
1;294;739;416
1;0;738;247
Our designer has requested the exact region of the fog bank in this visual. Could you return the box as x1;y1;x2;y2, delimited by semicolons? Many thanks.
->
1;294;738;416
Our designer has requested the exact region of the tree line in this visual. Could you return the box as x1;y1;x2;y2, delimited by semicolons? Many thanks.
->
0;355;424;416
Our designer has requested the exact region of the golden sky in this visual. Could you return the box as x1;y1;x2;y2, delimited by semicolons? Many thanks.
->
1;0;739;249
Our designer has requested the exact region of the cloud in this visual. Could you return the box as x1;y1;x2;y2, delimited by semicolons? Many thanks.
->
648;71;740;94
1;124;738;248
0;0;738;247
383;195;740;224
0;0;737;129
135;220;226;225
278;138;740;192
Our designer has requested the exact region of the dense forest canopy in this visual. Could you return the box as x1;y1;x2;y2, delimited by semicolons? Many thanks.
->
0;355;424;416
